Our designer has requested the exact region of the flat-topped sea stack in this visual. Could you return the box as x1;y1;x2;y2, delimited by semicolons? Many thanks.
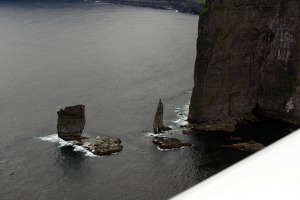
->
57;105;123;156
57;104;85;140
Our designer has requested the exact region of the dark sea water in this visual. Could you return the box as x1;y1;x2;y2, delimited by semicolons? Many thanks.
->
0;1;297;200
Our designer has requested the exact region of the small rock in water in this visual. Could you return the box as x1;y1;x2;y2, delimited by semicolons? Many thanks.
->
223;140;264;153
227;136;242;141
153;137;191;149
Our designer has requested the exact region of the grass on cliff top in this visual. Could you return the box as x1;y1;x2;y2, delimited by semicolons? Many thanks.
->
200;1;210;15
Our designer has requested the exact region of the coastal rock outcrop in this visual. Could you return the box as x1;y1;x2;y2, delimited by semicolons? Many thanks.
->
57;104;85;139
57;105;123;156
153;99;171;133
79;136;123;156
189;0;300;130
153;137;191;149
223;141;265;153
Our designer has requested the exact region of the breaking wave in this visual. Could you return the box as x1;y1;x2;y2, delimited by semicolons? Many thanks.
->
172;102;189;127
38;134;96;157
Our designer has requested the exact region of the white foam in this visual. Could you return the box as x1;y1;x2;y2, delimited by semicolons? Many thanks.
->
173;119;188;126
157;146;184;151
174;107;181;112
171;102;190;127
168;125;177;129
143;132;165;137
73;145;96;157
38;134;96;157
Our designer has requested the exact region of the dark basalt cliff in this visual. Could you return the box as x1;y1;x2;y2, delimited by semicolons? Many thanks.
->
189;0;300;130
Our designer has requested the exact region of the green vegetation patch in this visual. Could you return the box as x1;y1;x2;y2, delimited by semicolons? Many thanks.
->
194;0;206;5
200;1;210;15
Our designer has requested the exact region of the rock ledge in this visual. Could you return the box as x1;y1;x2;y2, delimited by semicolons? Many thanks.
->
223;141;264;153
153;137;191;149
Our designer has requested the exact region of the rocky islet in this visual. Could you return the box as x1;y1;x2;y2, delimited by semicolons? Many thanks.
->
57;104;123;156
152;100;191;149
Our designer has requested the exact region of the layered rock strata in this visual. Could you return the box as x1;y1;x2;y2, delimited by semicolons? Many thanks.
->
57;104;85;139
189;0;300;130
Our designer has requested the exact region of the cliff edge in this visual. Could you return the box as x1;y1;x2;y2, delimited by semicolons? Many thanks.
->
189;0;300;130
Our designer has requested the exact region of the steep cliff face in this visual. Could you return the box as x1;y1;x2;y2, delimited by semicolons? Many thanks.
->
189;0;300;128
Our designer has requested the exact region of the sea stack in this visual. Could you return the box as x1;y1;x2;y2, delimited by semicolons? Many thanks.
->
57;104;86;140
153;99;171;133
153;99;164;133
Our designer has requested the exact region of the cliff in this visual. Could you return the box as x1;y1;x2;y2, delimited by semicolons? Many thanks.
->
189;0;300;130
100;0;204;14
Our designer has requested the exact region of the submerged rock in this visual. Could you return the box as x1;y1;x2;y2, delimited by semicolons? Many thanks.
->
153;99;171;133
57;104;85;139
153;137;191;149
223;141;264;153
227;136;242;141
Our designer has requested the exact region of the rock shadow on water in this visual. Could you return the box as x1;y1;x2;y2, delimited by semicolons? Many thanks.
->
55;146;92;182
58;145;86;161
178;112;300;181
